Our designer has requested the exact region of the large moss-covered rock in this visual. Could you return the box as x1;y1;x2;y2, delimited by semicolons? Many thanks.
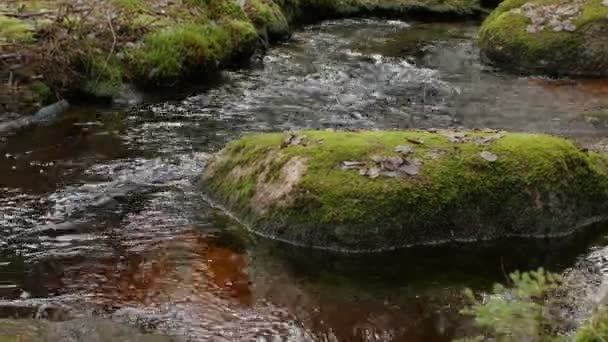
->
479;0;608;76
201;130;608;251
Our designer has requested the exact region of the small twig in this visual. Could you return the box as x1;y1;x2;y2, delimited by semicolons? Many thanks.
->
0;53;20;60
500;256;512;285
0;10;56;18
106;11;117;63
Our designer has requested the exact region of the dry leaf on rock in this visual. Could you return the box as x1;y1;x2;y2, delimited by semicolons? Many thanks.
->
395;145;415;156
480;151;498;162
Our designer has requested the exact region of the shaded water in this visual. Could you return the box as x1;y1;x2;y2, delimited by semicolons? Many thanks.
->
2;19;608;341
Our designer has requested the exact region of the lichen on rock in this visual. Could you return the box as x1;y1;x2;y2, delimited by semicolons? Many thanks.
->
479;0;608;76
201;130;608;251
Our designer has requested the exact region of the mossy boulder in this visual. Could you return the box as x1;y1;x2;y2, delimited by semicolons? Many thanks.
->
245;0;290;41
479;0;608;76
129;20;258;83
201;130;608;251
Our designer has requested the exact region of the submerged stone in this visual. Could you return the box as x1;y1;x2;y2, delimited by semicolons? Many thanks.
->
479;0;608;76
201;130;608;251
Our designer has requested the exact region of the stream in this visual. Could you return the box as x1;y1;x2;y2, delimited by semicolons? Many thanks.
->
2;19;608;341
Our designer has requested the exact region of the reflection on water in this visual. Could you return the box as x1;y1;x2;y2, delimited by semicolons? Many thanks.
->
1;19;608;341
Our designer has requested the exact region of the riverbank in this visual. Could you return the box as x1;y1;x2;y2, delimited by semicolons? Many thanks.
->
0;0;490;115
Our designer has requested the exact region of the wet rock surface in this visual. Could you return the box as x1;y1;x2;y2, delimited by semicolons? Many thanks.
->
0;101;70;136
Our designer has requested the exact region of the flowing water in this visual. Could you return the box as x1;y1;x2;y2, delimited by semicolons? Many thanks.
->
2;19;608;341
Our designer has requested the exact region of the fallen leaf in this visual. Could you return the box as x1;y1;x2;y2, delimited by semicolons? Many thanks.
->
395;145;415;156
371;155;384;163
293;135;308;146
342;161;366;170
368;166;381;179
399;162;420;176
441;131;467;143
283;133;309;147
283;133;296;146
381;157;405;171
480;151;498;162
380;171;399;178
475;133;505;146
425;149;446;160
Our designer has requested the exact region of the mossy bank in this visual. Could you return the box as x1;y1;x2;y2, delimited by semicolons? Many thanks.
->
478;0;608;76
201;130;608;251
0;0;488;114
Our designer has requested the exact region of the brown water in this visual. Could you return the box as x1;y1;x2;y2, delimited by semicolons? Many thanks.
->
2;19;608;341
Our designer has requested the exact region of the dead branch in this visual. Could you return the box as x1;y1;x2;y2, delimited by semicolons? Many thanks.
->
0;10;56;18
106;10;117;63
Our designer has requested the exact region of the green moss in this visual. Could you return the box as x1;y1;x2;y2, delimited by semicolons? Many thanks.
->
111;0;148;11
0;15;33;42
187;0;249;21
479;0;608;76
222;18;258;51
130;19;256;83
29;81;53;104
245;0;290;39
202;130;608;251
0;337;18;342
129;13;173;30
576;310;608;342
84;56;124;98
